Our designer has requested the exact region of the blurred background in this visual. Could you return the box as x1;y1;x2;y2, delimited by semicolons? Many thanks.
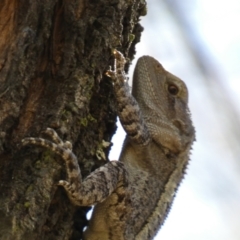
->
109;0;240;239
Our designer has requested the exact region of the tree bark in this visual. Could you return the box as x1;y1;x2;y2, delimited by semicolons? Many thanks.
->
0;0;146;239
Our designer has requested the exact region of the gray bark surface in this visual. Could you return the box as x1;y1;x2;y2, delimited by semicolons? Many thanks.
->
0;1;146;239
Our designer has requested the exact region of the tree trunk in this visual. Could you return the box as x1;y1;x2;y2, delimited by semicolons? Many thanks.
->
0;0;146;239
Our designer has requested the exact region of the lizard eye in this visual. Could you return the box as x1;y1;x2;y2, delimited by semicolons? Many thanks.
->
168;84;179;95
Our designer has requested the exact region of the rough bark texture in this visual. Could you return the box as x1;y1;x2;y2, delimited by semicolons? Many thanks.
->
0;0;146;239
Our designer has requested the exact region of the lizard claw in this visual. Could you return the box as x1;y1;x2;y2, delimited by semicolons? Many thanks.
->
58;180;71;188
106;49;127;83
41;128;72;150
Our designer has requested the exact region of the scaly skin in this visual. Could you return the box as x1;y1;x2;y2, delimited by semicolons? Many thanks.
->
22;50;195;240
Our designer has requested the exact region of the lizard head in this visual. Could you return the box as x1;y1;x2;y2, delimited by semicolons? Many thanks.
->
132;56;195;154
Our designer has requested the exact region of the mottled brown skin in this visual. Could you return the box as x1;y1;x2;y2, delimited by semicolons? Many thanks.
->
22;50;195;240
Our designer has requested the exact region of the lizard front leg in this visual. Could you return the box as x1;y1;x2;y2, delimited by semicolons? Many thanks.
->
106;50;150;145
22;128;128;206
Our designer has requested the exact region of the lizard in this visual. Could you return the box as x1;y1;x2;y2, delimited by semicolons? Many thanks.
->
22;50;195;240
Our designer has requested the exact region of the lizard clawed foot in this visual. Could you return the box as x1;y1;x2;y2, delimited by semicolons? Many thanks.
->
58;180;74;191
42;128;72;150
106;49;127;82
22;128;73;153
22;128;81;190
